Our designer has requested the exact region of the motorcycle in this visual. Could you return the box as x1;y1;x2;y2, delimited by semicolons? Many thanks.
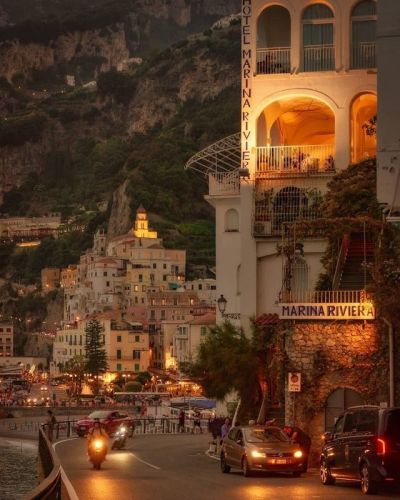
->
112;425;127;450
88;437;107;469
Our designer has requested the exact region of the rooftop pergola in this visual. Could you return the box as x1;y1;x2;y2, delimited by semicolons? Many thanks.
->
185;132;241;177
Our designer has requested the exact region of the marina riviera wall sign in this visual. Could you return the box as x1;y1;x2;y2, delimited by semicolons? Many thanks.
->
279;303;376;320
242;0;252;170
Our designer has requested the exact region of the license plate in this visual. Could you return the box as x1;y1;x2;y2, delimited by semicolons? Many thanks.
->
275;459;287;464
80;427;86;430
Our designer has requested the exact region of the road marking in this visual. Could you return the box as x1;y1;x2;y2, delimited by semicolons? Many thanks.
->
205;450;220;461
53;437;79;448
129;452;161;470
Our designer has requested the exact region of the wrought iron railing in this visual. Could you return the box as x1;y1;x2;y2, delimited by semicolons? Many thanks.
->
351;41;376;69
209;171;240;196
332;235;350;290
256;145;335;175
256;47;291;74
281;290;364;304
302;44;334;72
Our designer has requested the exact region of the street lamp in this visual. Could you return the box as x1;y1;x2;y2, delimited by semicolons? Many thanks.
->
217;294;227;314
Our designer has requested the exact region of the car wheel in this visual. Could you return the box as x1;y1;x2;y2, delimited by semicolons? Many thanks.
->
220;453;231;474
360;463;378;495
320;459;335;485
242;457;252;477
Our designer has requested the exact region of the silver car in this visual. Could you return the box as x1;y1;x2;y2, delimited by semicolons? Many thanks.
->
221;426;305;477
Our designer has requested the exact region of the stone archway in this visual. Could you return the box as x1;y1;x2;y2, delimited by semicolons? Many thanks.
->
325;387;364;430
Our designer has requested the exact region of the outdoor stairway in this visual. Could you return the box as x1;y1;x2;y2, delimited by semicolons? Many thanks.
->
265;406;285;427
338;233;375;291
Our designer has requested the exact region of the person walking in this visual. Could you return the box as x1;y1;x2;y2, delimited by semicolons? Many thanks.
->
45;410;57;442
283;425;311;472
178;409;185;433
220;418;231;441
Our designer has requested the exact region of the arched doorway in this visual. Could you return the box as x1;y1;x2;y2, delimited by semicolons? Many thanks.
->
325;388;364;430
256;96;335;173
351;93;377;163
257;5;291;74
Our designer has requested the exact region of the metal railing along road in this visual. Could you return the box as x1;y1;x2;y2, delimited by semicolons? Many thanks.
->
23;426;62;500
256;47;291;74
302;44;334;72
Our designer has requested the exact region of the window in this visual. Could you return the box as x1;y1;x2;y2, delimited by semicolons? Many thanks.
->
116;349;121;359
302;4;334;72
135;335;140;342
103;271;107;277
134;297;138;304
117;335;121;342
163;264;167;269
198;284;203;290
153;263;157;269
333;415;344;436
150;310;156;320
161;310;166;320
116;363;122;371
133;350;141;360
343;412;357;433
356;411;378;433
134;363;140;372
351;1;377;69
106;281;110;287
134;285;139;292
163;275;167;281
225;208;240;232
139;274;143;282
200;326;207;336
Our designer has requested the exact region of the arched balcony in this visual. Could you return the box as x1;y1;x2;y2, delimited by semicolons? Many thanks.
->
351;93;377;163
257;5;291;75
256;96;336;175
351;1;377;69
302;3;335;72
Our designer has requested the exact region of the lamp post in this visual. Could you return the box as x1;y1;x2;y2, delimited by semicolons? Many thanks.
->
217;295;227;315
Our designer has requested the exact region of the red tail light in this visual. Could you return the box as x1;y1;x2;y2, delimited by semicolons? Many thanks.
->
376;438;387;456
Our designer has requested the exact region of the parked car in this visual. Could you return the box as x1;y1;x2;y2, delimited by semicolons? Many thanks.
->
74;410;135;437
221;426;305;477
320;405;400;494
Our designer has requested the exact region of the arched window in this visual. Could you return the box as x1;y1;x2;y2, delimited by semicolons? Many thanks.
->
225;209;239;232
325;388;363;430
302;4;335;72
351;1;376;69
257;6;291;74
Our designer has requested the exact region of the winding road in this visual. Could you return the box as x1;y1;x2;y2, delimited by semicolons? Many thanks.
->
55;435;400;500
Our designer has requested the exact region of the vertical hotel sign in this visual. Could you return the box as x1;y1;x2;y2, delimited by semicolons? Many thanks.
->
242;0;252;170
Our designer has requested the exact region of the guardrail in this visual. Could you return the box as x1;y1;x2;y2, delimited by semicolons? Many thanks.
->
23;426;62;500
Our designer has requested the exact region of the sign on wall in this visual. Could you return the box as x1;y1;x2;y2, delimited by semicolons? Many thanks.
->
241;0;252;170
288;372;301;392
279;303;375;320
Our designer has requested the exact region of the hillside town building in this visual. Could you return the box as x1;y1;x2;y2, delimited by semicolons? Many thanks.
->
0;322;13;357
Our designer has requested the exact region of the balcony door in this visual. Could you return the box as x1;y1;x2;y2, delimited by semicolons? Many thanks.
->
302;4;335;72
351;1;377;69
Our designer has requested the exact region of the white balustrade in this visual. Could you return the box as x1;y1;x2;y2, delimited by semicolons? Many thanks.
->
284;290;364;304
256;47;291;74
303;44;334;72
256;145;335;174
209;171;240;196
351;42;376;69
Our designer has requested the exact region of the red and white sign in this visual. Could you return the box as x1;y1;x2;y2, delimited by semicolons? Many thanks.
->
288;372;301;392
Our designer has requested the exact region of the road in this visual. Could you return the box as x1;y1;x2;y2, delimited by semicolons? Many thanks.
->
56;434;400;500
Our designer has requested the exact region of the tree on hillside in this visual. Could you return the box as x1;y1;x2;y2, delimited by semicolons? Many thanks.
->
65;355;86;397
85;319;108;394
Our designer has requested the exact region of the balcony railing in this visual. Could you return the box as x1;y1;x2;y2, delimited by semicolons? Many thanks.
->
256;145;335;175
256;47;291;75
302;44;334;72
209;171;240;196
351;41;376;69
281;290;365;304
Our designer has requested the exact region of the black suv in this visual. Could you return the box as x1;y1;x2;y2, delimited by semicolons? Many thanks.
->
320;405;400;495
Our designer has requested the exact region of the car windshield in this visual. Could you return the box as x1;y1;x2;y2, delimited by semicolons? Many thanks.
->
245;427;289;443
89;411;110;419
385;409;400;441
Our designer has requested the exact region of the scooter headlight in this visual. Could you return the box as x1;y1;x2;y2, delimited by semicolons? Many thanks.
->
94;440;104;450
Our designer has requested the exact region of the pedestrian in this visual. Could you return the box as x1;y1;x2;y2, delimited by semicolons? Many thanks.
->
283;424;311;472
220;418;231;441
45;410;57;442
193;411;202;434
178;409;185;432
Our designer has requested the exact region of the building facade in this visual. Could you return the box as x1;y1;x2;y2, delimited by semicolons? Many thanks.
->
0;322;13;357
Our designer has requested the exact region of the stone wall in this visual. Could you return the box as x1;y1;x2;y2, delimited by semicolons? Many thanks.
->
283;320;388;464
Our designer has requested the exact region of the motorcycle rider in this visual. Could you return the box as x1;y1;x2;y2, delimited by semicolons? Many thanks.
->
87;418;109;451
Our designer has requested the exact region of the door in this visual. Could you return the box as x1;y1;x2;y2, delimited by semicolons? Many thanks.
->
231;429;245;467
224;428;238;466
345;410;378;478
327;415;346;475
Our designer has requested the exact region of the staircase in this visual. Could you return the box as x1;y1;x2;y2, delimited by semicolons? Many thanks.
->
337;233;374;291
265;406;286;427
